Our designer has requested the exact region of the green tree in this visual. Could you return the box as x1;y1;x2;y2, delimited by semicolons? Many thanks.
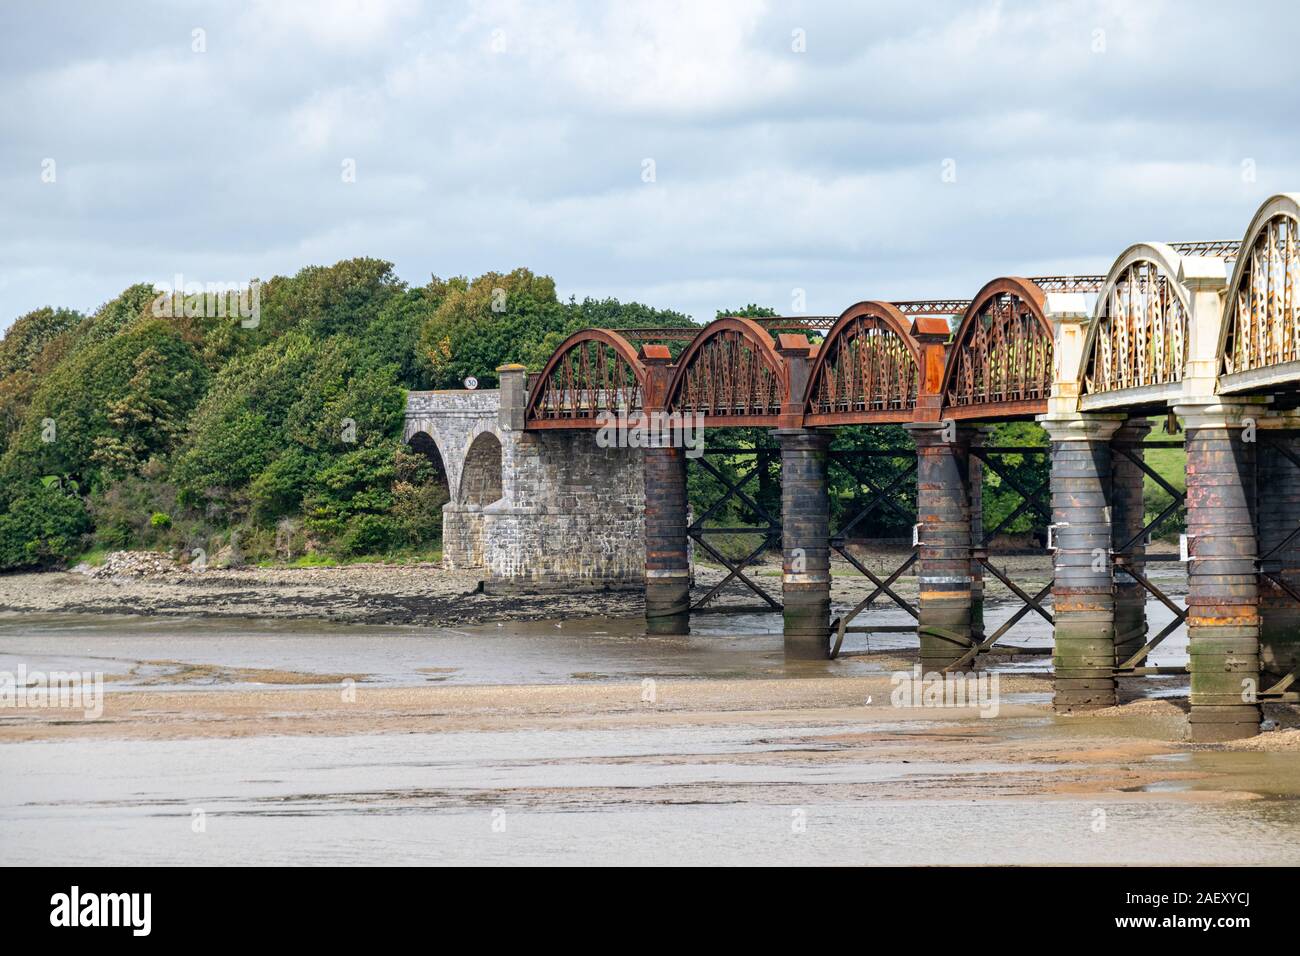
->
90;346;200;478
980;421;1050;539
0;306;83;377
418;268;567;387
257;258;404;340
524;296;700;368
0;321;207;499
716;303;777;319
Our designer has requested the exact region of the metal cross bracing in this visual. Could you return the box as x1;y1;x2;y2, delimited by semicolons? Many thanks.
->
1168;240;1241;260
754;316;838;333
617;327;701;342
826;447;920;659
1026;275;1107;294
685;441;783;614
941;444;1054;672
1109;439;1189;678
1255;431;1300;703
890;300;969;316
825;440;1057;664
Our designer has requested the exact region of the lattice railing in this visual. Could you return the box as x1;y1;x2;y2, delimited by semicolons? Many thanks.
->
808;316;918;415
528;336;642;421
1085;260;1187;393
946;292;1052;408
1222;214;1300;376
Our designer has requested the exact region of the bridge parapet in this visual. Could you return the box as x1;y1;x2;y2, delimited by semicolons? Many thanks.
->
1079;243;1194;412
940;277;1053;421
1217;193;1300;397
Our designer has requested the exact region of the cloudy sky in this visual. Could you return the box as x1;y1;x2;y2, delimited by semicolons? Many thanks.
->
1;0;1296;329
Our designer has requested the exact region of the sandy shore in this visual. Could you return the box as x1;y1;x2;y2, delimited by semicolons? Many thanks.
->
0;562;636;626
0;548;1063;627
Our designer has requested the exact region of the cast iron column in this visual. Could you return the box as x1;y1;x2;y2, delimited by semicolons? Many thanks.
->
1110;417;1152;668
640;344;690;636
1258;429;1300;684
968;427;987;643
1177;404;1262;741
775;428;831;659
907;423;977;672
643;443;690;635
1043;417;1123;711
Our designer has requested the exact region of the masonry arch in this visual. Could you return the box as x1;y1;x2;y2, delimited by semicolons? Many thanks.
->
405;429;453;496
460;430;504;506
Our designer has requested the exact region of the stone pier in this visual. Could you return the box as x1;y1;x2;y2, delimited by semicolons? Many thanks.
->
404;366;648;591
643;443;691;634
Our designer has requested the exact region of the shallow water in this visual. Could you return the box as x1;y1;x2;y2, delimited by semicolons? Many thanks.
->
0;563;1191;690
0;612;856;690
6;568;1294;867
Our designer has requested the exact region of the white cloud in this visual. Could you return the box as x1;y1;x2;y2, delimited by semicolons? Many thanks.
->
1;0;1298;327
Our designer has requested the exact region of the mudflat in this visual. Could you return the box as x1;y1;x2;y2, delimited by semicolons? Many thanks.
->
0;549;1063;627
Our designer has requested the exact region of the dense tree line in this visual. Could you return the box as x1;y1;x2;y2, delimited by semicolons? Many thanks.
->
0;261;693;569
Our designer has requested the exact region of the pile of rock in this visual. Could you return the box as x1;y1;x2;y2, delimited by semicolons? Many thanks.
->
87;551;186;578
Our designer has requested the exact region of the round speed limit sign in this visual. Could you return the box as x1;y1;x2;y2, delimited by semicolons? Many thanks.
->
463;376;479;390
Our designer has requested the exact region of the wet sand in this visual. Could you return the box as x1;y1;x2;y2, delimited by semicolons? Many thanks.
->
6;668;1300;865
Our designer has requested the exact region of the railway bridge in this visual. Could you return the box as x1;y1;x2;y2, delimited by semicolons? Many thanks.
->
407;194;1300;742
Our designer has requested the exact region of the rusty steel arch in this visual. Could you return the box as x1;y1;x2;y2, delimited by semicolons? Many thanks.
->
1079;243;1191;410
940;277;1052;420
664;317;789;426
1218;193;1300;394
803;301;923;425
525;328;647;428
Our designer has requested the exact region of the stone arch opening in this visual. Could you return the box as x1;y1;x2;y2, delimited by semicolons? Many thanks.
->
460;431;504;506
400;430;453;549
406;431;451;494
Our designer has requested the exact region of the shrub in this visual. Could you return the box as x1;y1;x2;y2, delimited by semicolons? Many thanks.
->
0;483;91;569
337;513;401;557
